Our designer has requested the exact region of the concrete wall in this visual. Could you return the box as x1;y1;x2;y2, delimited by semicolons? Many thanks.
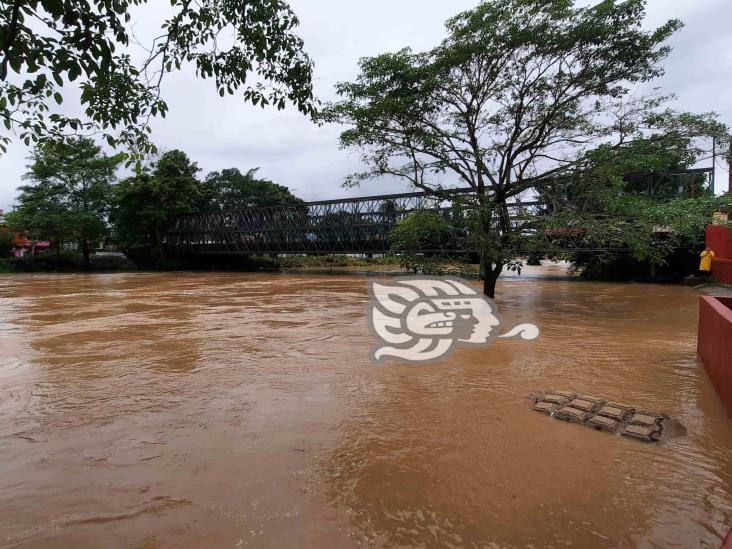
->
707;225;732;284
723;528;732;549
698;296;732;423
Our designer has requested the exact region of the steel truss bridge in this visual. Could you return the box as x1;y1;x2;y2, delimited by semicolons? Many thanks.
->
164;188;520;255
163;168;714;256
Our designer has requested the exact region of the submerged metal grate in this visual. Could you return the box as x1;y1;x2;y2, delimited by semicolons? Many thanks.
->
531;391;671;443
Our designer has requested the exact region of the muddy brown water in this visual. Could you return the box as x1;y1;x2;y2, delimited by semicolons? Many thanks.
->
1;271;731;548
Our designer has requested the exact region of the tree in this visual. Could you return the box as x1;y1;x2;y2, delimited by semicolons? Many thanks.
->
388;211;451;273
202;167;302;210
4;183;72;253
12;137;122;267
111;149;203;259
0;0;315;158
537;189;732;278
323;0;730;297
580;114;725;198
533;136;732;278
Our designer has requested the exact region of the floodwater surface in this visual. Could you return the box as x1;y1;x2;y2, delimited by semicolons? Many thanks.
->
1;271;731;548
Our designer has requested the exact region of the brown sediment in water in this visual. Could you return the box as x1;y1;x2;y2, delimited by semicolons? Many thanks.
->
1;271;731;547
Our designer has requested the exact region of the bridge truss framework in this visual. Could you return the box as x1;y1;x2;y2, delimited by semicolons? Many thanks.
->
165;188;542;255
164;169;713;256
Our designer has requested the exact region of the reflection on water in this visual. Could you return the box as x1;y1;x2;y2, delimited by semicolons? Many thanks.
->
1;272;731;547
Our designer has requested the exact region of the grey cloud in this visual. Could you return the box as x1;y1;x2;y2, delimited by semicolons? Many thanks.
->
1;0;731;212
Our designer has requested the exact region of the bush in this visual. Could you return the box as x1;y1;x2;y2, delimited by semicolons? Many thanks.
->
3;252;81;272
276;255;395;269
0;252;137;273
388;212;451;254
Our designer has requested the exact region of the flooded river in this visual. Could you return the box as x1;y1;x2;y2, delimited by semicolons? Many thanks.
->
1;271;731;548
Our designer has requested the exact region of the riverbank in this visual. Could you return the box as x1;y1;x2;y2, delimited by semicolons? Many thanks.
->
0;252;137;273
0;253;402;274
1;252;716;290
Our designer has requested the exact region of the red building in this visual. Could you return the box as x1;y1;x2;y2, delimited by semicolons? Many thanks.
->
0;209;51;258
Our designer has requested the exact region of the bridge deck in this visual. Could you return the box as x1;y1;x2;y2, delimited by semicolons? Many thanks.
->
164;168;712;256
165;188;540;255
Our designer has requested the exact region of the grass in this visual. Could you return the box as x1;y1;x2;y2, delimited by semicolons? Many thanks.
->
274;255;398;269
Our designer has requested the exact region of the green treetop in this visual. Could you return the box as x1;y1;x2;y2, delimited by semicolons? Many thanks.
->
10;137;123;267
203;168;303;210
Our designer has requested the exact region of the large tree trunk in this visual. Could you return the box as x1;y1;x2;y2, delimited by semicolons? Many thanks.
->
153;227;164;269
480;254;502;298
476;189;503;298
81;240;91;270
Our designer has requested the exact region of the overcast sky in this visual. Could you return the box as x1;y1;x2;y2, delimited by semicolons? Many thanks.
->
1;0;731;212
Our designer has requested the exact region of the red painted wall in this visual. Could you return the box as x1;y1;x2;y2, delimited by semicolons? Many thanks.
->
698;296;732;422
707;225;732;284
698;298;732;549
715;259;732;285
707;225;732;259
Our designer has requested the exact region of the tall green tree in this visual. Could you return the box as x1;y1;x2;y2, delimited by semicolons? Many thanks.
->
0;0;315;158
202;167;302;210
12;137;123;267
112;149;203;259
323;0;730;297
4;183;72;254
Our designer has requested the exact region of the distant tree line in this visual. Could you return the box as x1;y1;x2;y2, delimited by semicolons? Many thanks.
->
4;137;302;269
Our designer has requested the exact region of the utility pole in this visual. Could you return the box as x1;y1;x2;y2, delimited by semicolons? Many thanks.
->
712;136;716;195
729;141;732;194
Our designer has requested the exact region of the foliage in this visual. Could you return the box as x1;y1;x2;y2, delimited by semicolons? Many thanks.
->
112;152;302;259
388;211;450;253
0;232;12;257
387;211;452;273
0;0;315;160
536;190;732;271
4;190;69;248
9;137;123;267
579;113;726;198
323;0;731;296
275;255;395;269
111;150;203;251
0;250;136;272
203;168;302;210
0;251;80;272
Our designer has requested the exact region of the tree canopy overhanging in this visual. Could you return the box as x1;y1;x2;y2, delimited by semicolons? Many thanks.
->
0;0;316;160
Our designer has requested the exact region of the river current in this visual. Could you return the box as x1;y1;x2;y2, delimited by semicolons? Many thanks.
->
1;271;731;547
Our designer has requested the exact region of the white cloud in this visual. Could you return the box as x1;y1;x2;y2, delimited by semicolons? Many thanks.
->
1;0;730;212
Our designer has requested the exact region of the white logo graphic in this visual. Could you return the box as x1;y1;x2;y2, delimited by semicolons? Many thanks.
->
368;276;539;363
